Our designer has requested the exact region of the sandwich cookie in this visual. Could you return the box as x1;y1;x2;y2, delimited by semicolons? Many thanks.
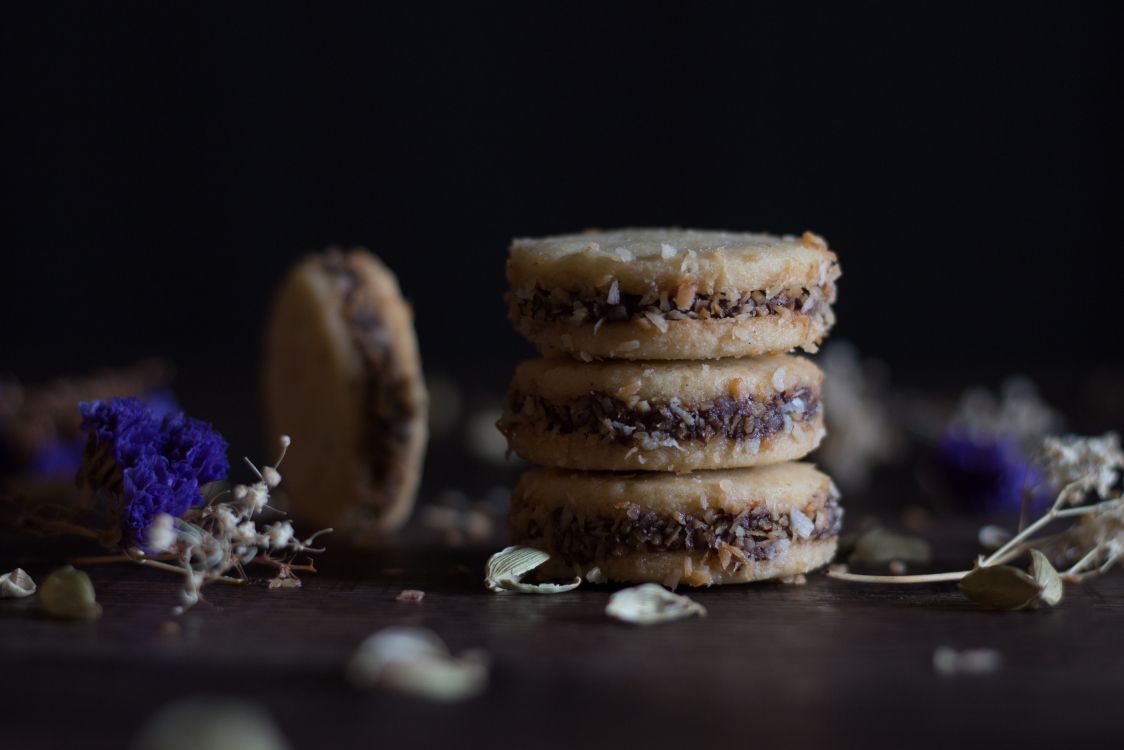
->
507;228;840;361
497;355;824;472
263;248;427;536
509;463;842;587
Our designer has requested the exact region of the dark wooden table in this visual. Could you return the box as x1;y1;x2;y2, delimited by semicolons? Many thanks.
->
2;518;1122;750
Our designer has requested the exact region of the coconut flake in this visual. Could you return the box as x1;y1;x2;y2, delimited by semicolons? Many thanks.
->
606;279;620;305
772;367;787;390
789;509;814;540
643;309;669;333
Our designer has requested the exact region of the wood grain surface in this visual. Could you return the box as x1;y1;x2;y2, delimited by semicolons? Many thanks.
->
2;519;1121;750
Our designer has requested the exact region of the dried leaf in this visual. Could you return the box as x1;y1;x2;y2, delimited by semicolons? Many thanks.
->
484;545;580;594
958;564;1041;611
605;584;707;625
39;566;102;620
0;568;36;598
1029;549;1064;607
347;627;488;702
849;528;931;566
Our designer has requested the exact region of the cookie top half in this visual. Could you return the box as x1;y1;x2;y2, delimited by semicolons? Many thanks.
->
509;228;838;295
506;228;841;360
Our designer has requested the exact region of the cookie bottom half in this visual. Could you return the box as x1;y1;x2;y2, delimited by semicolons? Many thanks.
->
525;539;838;588
508;464;842;587
516;312;833;361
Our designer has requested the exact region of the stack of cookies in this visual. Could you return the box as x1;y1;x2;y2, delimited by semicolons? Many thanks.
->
498;229;842;587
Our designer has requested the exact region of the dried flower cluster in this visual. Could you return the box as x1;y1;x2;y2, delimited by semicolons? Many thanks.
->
11;398;329;611
1038;433;1123;505
140;435;331;610
830;432;1124;610
77;397;230;546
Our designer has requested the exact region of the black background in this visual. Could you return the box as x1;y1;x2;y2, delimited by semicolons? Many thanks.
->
3;2;1122;422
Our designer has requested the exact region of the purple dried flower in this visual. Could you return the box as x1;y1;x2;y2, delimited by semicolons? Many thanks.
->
933;430;1051;513
78;398;229;545
120;454;201;543
163;413;230;484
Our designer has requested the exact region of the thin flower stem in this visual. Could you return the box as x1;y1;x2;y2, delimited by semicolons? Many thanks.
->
1065;550;1120;583
253;555;317;574
1064;547;1101;576
987;541;1033;567
826;570;972;584
68;552;175;565
135;558;244;585
979;489;1114;567
1017;489;1033;534
981;512;1056;567
1055;499;1121;519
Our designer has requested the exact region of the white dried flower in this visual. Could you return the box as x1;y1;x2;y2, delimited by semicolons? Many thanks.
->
265;521;294;549
952;377;1064;445
146;513;177;553
1070;503;1124;561
233;484;249;501
245;483;269;513
261;466;282;489
212;506;239;533
235;521;259;546
1039;433;1123;502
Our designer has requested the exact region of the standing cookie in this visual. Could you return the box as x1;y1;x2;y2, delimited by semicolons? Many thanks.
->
498;355;824;472
263;248;427;536
507;228;840;360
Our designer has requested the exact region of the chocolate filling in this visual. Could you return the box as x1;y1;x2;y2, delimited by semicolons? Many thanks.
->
320;252;415;513
512;284;828;325
503;388;819;448
519;495;843;567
